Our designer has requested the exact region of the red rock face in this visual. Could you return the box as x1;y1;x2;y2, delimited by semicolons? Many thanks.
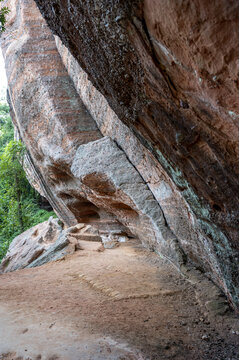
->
1;0;239;310
32;0;239;241
142;0;239;230
30;0;239;309
1;0;186;271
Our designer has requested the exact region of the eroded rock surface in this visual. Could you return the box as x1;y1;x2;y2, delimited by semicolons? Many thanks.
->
1;0;185;268
0;218;104;272
28;222;102;268
0;217;62;272
1;0;239;310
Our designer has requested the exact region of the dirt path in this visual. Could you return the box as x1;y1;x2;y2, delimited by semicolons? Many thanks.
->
0;240;239;360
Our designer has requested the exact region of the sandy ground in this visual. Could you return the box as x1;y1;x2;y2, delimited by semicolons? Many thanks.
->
0;240;239;360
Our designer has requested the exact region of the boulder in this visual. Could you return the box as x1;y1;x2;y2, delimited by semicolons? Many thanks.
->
0;219;106;272
0;217;62;272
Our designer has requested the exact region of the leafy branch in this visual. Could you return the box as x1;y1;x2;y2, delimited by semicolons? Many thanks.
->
0;104;56;261
0;0;10;33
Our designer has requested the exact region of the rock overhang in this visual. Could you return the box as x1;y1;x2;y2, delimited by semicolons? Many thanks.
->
1;0;239;310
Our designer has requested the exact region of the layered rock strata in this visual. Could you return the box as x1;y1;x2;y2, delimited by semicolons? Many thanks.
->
0;0;185;269
1;0;239;309
56;31;239;309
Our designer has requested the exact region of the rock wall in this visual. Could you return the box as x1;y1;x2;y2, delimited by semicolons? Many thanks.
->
0;0;185;264
1;0;239;309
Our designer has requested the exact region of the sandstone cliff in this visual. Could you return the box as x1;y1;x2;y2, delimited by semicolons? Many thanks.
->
1;0;239;310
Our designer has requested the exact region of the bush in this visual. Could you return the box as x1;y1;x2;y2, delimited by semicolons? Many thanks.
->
0;104;56;261
0;0;10;33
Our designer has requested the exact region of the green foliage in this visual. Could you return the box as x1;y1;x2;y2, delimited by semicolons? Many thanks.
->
0;0;10;33
0;104;55;260
0;103;13;149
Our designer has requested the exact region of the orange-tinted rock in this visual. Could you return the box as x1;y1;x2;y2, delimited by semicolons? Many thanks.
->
1;0;186;270
1;0;239;310
32;0;239;244
31;0;239;310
